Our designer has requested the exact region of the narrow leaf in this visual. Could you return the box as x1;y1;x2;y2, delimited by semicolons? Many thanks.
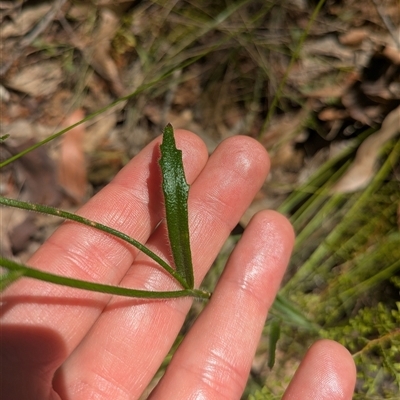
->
0;196;188;288
0;257;211;300
159;124;194;289
268;319;281;369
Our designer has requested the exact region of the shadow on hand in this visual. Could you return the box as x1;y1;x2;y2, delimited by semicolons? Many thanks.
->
0;324;66;400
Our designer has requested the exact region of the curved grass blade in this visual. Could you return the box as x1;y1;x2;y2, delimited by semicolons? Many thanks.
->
0;257;211;299
159;124;194;289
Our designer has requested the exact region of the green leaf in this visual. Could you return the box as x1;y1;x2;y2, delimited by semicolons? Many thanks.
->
272;294;319;331
0;257;210;299
0;123;204;299
159;124;194;289
268;319;281;369
0;196;188;289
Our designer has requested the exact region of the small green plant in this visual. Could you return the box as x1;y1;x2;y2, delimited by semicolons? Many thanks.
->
248;386;279;400
0;124;209;300
323;302;400;399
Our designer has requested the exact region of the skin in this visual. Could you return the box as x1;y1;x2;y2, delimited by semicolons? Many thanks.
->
0;130;356;399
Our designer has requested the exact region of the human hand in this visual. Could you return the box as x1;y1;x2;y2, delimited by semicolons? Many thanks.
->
1;130;356;399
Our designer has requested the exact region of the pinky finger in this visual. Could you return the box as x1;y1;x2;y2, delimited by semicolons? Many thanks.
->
283;339;356;400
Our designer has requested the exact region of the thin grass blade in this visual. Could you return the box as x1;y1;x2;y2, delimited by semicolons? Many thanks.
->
268;319;281;369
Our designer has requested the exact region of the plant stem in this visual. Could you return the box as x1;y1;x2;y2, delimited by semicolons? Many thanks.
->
283;137;400;293
0;196;189;289
0;257;211;300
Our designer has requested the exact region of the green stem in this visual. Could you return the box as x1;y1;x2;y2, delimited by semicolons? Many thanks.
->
0;269;24;291
290;161;350;230
277;128;375;216
293;193;346;252
0;257;211;300
309;200;397;285
352;329;400;359
283;137;400;293
0;196;189;289
272;293;320;332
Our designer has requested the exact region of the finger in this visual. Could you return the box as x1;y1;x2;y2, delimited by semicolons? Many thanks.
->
283;339;356;400
149;210;295;400
54;135;270;399
0;131;208;390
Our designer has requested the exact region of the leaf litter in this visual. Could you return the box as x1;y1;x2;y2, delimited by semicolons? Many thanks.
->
332;105;400;193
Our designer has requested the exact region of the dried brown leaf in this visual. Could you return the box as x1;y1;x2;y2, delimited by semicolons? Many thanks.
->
6;61;63;97
292;36;355;87
9;215;37;254
362;73;400;101
319;108;348;122
84;9;125;97
2;135;61;255
339;28;369;47
261;108;309;151
84;111;118;152
342;83;380;125
331;105;400;193
5;139;61;205
0;215;13;258
57;109;88;204
382;46;400;65
305;75;357;99
0;3;51;38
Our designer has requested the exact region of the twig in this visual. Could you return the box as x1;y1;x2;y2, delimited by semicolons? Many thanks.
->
0;0;68;77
